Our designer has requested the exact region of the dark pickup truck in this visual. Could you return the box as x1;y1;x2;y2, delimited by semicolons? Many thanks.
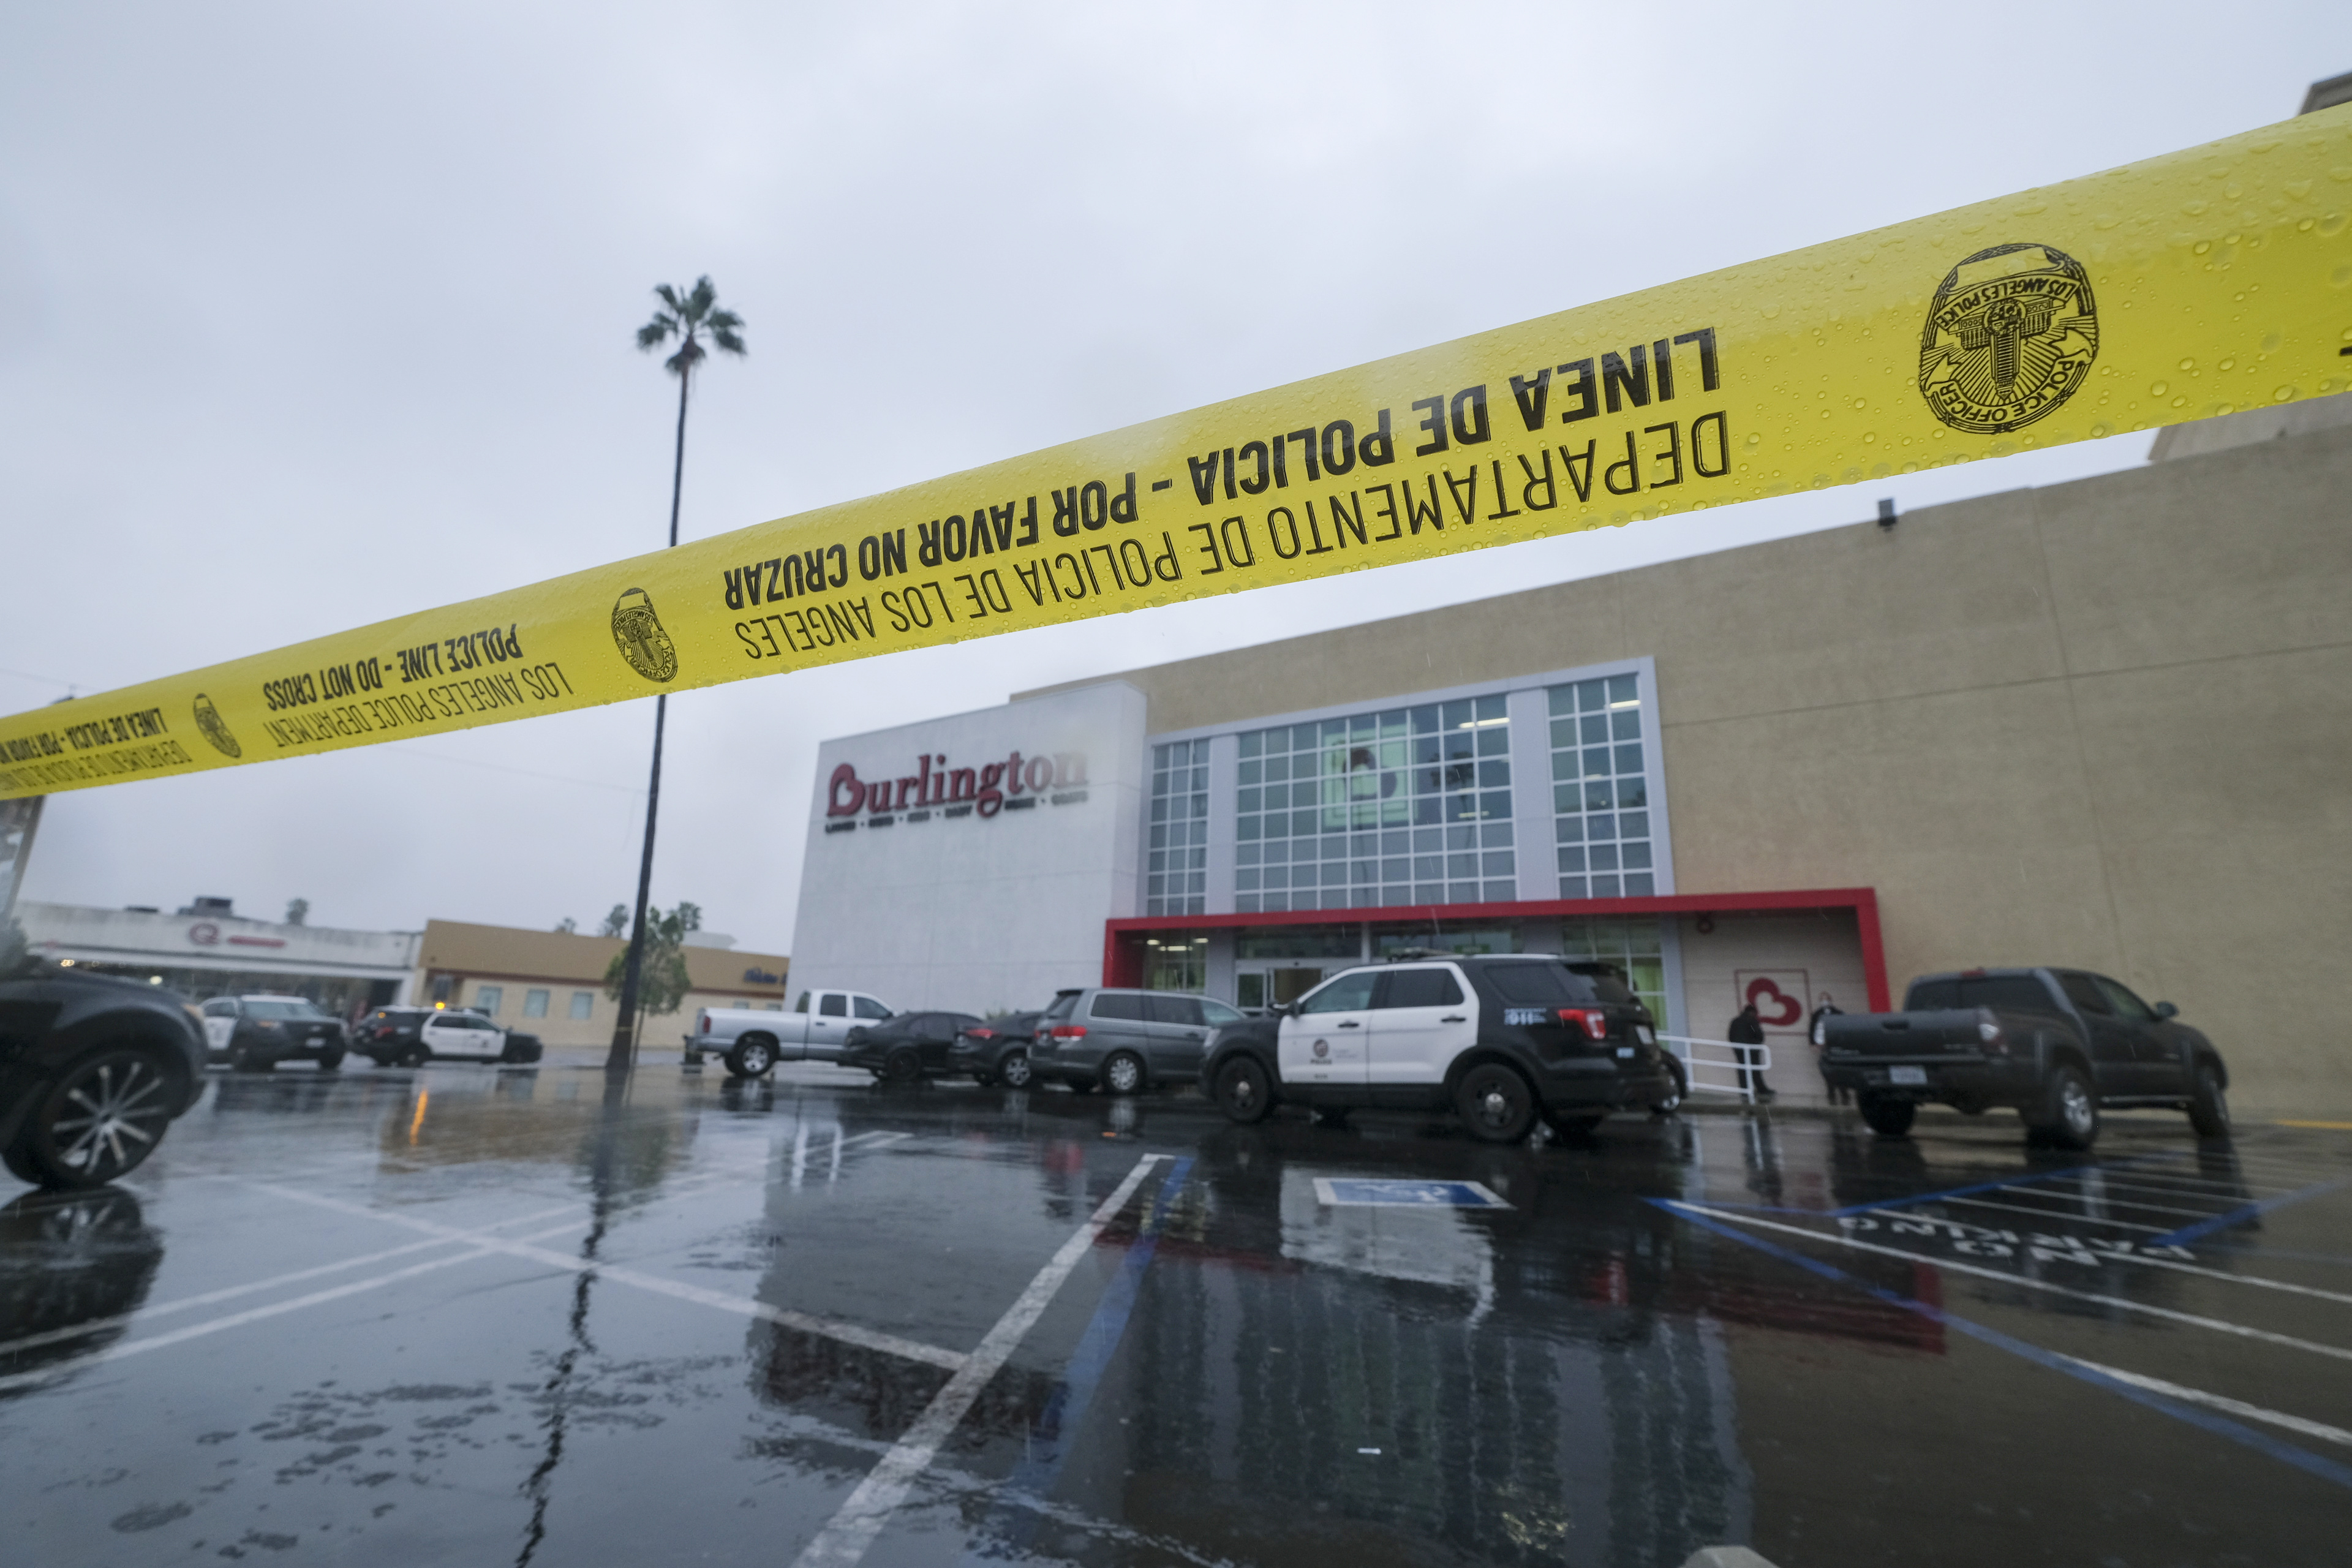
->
1820;967;2230;1150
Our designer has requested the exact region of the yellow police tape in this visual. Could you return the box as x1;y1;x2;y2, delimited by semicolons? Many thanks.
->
6;108;2350;799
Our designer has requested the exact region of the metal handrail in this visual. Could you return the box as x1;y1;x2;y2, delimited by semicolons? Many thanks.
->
1657;1035;1773;1105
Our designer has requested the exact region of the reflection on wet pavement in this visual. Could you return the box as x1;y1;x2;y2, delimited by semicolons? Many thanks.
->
2;1062;2347;1567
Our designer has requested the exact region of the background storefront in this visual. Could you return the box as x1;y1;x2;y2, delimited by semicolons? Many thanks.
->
411;919;791;1051
794;414;2352;1110
15;899;420;1016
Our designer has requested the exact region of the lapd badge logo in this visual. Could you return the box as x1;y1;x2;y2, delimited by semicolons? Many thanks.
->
611;587;678;684
1918;241;2098;434
191;693;241;758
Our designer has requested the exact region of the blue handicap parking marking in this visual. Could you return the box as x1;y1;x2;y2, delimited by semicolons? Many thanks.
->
1314;1178;1511;1209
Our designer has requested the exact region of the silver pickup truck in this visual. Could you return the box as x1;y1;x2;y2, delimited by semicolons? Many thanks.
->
687;988;895;1079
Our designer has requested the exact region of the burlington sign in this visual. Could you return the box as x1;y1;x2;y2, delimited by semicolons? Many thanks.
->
824;749;1089;829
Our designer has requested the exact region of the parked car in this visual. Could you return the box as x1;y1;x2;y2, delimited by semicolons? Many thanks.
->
842;1011;983;1082
1820;967;2230;1150
410;1009;542;1066
353;1005;440;1065
688;989;895;1079
198;994;347;1071
1202;954;1673;1142
2;957;208;1188
948;1010;1046;1087
1028;989;1249;1096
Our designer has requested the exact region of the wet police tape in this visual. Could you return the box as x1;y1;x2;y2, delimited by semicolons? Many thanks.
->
5;107;2350;799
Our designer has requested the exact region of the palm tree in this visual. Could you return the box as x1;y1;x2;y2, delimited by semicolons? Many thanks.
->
606;278;747;1076
636;277;747;550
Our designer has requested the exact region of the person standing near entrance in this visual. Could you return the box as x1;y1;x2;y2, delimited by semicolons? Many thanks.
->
1727;1001;1774;1102
1809;992;1849;1106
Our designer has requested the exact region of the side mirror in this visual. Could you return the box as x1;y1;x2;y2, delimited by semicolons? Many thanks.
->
2154;1001;2179;1020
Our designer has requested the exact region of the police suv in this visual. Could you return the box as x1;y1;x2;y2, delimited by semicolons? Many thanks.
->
1202;954;1679;1142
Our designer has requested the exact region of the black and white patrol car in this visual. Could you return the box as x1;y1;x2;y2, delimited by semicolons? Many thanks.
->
1202;954;1680;1142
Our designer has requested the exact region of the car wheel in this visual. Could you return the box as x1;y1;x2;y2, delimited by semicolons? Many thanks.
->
19;1049;179;1189
1650;1057;1689;1117
402;1046;430;1068
2187;1063;2231;1140
1858;1093;1916;1137
883;1048;924;1084
729;1038;777;1079
2;1139;41;1185
1311;1106;1352;1129
2031;1063;2100;1151
1456;1063;1537;1144
1102;1052;1145;1096
998;1050;1033;1090
317;1052;344;1072
1213;1057;1272;1124
232;1044;270;1072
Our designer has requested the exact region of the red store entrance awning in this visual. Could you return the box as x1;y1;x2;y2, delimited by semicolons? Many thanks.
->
1104;888;1888;1010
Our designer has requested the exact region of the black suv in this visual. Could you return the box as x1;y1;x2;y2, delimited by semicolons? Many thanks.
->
2;957;209;1188
355;1006;440;1066
198;995;348;1071
1204;954;1675;1142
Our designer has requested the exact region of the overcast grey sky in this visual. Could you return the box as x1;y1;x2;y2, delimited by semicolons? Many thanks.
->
5;2;2346;953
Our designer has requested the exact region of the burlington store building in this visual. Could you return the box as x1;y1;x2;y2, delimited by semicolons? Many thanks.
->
789;409;2352;1112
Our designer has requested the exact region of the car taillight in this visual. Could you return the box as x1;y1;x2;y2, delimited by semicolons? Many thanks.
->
967;1028;996;1041
1976;1008;2009;1055
697;1011;710;1033
1051;1024;1087;1040
1556;1008;1610;1041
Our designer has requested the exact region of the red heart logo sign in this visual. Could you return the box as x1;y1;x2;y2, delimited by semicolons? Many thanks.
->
1744;976;1804;1029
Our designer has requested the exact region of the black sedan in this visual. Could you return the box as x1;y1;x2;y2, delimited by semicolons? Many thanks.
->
843;1011;982;1084
948;1010;1044;1088
3;956;209;1188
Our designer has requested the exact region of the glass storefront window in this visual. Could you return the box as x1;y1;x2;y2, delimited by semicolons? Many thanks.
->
1235;693;1513;911
1371;925;1523;958
1234;925;1365;960
1147;739;1210;916
1558;917;1667;1023
1548;673;1657;899
1142;935;1207;992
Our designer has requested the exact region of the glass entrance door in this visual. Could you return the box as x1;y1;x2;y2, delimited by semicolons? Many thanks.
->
1236;966;1325;1015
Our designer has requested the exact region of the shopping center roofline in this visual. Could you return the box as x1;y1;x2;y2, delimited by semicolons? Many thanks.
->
1104;887;1888;1010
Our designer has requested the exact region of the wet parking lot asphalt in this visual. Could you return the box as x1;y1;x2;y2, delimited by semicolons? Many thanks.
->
4;1060;2348;1568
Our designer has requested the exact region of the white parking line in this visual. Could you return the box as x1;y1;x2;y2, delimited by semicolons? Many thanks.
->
2056;1172;2303;1201
1999;1185;2234;1221
1675;1203;2352;1364
251;1183;966;1371
0;1216;581;1393
1932;1196;2168;1233
791;1152;1169;1568
2059;1355;2352;1449
0;1199;580;1360
1860;1208;2352;1308
2102;1250;2352;1309
0;1152;778;1378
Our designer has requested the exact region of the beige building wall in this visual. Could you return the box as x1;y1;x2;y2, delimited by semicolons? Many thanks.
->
410;919;790;1051
1022;419;2352;1113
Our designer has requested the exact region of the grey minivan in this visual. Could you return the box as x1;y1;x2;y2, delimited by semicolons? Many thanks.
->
1028;988;1247;1095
